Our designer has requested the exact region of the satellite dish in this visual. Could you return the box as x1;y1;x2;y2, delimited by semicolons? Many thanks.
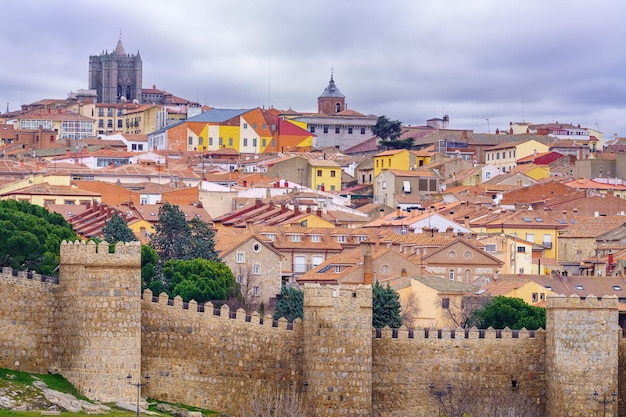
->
132;99;139;104
120;96;127;102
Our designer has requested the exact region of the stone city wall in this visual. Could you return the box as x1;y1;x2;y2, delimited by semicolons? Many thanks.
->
0;268;58;373
141;290;303;417
3;241;626;416
372;327;546;417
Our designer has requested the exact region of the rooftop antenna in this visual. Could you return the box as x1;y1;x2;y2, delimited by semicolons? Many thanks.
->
267;61;271;108
486;118;491;134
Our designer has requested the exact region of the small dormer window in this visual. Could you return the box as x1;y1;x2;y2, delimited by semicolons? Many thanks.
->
575;284;584;290
291;235;301;242
336;235;346;243
310;235;321;243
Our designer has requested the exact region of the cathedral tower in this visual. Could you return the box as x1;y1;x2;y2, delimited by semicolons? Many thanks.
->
89;36;143;104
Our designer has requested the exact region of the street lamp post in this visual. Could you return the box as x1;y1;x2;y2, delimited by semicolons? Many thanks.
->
127;373;150;417
593;390;617;417
429;383;452;416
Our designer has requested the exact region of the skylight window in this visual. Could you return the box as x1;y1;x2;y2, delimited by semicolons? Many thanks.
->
535;217;543;222
575;284;584;290
614;285;622;291
522;216;531;222
545;286;553;291
570;219;577;224
558;219;567;224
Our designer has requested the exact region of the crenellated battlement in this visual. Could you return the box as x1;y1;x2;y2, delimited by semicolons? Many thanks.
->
0;266;58;286
375;325;544;340
547;293;619;309
141;289;301;331
60;240;142;266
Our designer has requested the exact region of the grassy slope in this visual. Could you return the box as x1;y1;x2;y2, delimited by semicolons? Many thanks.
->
0;369;220;417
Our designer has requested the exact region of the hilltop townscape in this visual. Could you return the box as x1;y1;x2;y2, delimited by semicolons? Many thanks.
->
4;36;626;417
2;37;626;330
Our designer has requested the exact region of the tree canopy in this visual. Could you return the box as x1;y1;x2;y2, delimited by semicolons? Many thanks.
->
149;202;219;267
373;281;403;329
273;286;304;323
471;296;546;330
372;115;414;150
155;258;236;304
0;200;78;275
102;210;137;243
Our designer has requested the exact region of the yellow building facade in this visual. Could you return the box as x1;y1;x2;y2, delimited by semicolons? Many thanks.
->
310;160;342;192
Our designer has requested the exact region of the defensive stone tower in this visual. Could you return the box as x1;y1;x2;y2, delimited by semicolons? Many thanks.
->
303;284;373;417
57;241;142;403
546;294;619;417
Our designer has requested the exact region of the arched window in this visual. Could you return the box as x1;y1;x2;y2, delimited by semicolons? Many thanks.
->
126;85;131;99
335;103;341;113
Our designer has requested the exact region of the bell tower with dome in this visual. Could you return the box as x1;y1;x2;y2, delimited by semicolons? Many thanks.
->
317;72;346;114
89;35;143;104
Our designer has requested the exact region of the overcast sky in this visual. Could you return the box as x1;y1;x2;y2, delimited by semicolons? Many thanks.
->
2;0;626;138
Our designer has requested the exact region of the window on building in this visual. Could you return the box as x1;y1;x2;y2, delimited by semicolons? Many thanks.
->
237;275;243;284
44;199;55;205
98;108;104;117
236;252;245;263
253;264;260;274
485;244;496;252
107;120;113;128
98;120;104;128
209;137;213;146
449;269;455;280
253;286;259;296
496;153;500;160
228;138;233;146
323;126;329;134
334;265;341;273
336;235;346;243
271;139;275;147
243;123;248;129
532;293;538;302
310;126;316;133
330;170;336;177
317;170;322;177
310;235;321;242
442;298;450;309
252;138;257;147
361;127;366;134
262;138;266;147
198;137;204;145
219;137;223;146
330;185;336;191
271;124;276;131
291;235;301;242
517;246;526;253
188;137;193;145
243;138;248;146
348;127;353;134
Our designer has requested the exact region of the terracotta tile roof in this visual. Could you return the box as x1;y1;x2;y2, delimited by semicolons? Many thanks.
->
412;275;472;293
565;178;626;190
558;215;626;238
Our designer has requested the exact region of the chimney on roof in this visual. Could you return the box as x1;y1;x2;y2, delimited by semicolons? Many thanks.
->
464;215;470;230
363;243;373;285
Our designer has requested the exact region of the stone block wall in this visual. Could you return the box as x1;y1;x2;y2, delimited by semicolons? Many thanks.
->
372;327;546;416
0;268;57;373
57;241;142;404
546;294;619;417
141;290;303;417
303;284;373;417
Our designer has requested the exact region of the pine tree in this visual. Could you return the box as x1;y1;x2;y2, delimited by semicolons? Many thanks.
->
102;211;137;243
273;286;304;322
372;281;403;328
